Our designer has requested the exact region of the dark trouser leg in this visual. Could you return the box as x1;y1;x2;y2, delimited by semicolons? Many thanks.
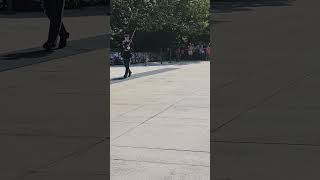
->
43;0;66;43
124;59;129;77
124;58;131;77
59;22;68;36
128;59;132;75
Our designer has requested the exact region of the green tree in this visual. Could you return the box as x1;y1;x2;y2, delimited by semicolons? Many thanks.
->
111;0;209;51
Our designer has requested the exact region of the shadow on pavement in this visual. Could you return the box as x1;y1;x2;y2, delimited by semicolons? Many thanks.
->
142;61;203;67
213;0;295;13
1;49;53;60
110;77;125;81
110;68;179;84
0;34;108;72
111;61;204;68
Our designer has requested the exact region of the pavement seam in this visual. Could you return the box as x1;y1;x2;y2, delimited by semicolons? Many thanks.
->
113;104;145;119
112;158;210;167
212;72;313;133
111;86;206;142
212;80;235;93
212;57;305;95
112;145;210;153
12;138;107;180
110;99;184;142
213;140;320;148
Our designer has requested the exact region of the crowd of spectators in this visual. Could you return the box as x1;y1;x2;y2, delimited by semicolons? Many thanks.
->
174;42;211;61
110;42;212;65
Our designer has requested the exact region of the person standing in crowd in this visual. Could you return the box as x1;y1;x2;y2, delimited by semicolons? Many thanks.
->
203;44;208;60
121;34;133;78
196;44;200;58
188;43;193;60
206;43;211;61
42;0;70;50
199;44;205;60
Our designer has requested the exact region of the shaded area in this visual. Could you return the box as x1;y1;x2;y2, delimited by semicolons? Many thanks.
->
213;0;295;13
0;7;107;19
212;19;232;25
0;0;106;11
212;0;320;179
0;34;109;72
110;68;178;84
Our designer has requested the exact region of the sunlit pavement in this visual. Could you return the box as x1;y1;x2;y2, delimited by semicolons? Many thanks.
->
110;61;210;180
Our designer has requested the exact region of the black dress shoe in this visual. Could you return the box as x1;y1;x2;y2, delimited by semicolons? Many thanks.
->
123;75;127;79
128;71;132;77
59;32;70;49
43;41;56;50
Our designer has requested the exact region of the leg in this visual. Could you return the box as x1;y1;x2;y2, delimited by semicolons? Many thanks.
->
58;22;70;48
45;0;65;44
42;0;57;49
42;0;51;18
43;0;67;49
128;59;132;77
59;22;68;36
124;59;130;78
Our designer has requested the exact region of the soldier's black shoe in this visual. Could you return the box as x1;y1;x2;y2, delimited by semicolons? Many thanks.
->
59;32;70;49
128;71;132;77
123;74;128;79
43;41;56;50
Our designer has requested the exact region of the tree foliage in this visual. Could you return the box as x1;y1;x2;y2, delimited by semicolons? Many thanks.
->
111;0;210;51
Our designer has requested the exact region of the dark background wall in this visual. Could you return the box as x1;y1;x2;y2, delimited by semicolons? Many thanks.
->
0;0;106;11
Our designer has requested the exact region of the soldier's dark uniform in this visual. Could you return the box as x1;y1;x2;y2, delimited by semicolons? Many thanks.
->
121;37;132;78
42;0;69;50
106;0;111;15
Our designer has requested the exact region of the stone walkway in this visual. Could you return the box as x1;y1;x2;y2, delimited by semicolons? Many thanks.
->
110;61;210;180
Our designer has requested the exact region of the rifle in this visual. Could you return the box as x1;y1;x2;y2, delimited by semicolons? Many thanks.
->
129;28;137;45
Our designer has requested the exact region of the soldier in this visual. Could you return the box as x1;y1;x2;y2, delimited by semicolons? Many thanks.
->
121;34;132;78
42;0;70;50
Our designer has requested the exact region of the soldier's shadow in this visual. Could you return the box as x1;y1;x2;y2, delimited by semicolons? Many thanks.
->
110;77;125;81
1;49;53;60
